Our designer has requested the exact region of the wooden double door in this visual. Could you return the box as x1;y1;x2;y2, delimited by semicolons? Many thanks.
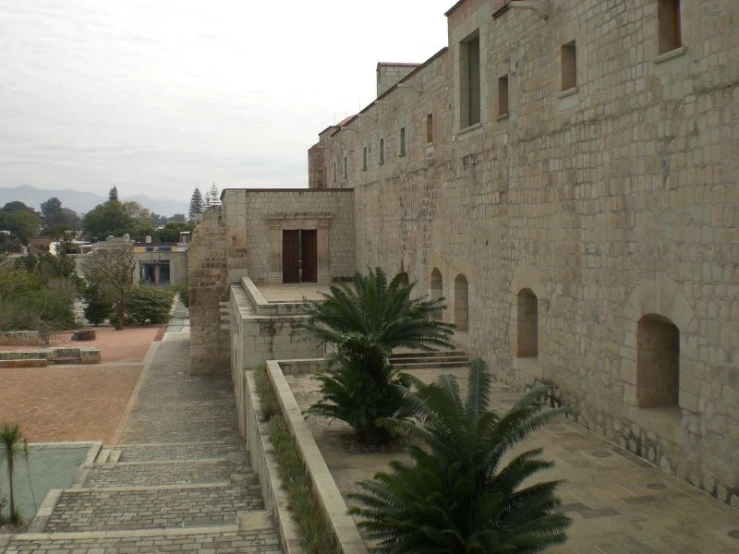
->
282;229;318;283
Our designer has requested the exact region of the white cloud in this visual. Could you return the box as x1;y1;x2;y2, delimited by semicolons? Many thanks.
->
0;0;451;199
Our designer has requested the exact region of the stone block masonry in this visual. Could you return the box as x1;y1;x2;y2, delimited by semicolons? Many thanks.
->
308;0;739;505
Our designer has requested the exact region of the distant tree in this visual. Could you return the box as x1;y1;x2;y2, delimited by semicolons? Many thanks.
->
123;201;151;227
0;202;41;241
208;183;220;207
157;221;193;242
188;188;204;220
108;186;119;201
82;201;133;239
149;212;169;228
83;243;136;330
41;198;81;235
169;213;186;223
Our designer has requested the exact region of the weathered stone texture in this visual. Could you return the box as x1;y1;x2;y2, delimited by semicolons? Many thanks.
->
188;210;231;374
309;0;739;503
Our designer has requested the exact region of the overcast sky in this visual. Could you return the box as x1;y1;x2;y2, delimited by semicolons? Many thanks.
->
0;0;452;200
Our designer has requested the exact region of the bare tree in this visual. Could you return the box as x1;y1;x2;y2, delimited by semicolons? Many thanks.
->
83;243;136;330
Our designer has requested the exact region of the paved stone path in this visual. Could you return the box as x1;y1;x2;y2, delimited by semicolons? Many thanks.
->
2;305;282;553
288;369;739;554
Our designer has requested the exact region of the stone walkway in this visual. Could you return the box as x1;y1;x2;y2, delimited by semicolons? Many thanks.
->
288;369;739;554
2;305;282;553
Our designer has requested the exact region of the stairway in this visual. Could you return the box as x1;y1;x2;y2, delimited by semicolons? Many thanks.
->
389;350;470;370
5;442;282;553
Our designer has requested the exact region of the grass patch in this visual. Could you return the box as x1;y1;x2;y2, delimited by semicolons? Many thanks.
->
254;366;340;554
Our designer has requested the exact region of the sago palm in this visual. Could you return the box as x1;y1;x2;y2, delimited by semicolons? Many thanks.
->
300;267;455;444
350;359;571;553
0;422;29;523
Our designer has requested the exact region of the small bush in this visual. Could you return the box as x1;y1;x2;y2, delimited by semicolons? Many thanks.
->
82;282;114;326
127;286;174;325
168;284;189;308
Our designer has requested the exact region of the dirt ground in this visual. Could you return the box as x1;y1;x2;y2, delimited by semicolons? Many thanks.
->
0;364;142;443
0;324;164;363
0;324;163;442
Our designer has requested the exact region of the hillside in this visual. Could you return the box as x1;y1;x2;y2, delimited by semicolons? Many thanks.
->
0;185;189;216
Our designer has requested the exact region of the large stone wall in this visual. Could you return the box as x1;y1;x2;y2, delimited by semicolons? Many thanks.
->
188;210;230;374
309;0;739;504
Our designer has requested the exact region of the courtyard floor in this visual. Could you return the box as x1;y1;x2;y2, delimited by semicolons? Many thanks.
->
286;369;739;554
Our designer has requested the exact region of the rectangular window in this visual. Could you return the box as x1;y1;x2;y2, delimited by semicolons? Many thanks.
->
343;157;347;178
333;163;336;182
379;138;385;164
426;113;434;143
363;147;368;170
460;33;481;128
561;41;577;91
658;0;682;54
498;74;509;116
399;127;406;157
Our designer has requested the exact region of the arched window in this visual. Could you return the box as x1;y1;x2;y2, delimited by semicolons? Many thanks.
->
517;288;538;357
454;274;469;331
637;314;680;408
430;268;443;321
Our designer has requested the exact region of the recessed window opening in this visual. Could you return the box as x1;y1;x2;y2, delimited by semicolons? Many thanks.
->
637;314;680;408
517;288;538;357
498;74;509;116
460;32;481;128
399;127;406;157
430;268;443;320
379;138;385;164
561;41;577;91
332;163;336;182
343;156;348;178
426;113;434;143
658;0;682;54
363;147;368;170
454;274;469;331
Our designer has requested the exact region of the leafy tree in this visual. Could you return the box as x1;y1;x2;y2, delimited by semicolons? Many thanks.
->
39;197;80;233
157;221;192;242
83;243;136;330
350;359;571;553
82;200;133;239
300;267;454;444
169;213;186;223
82;281;114;325
0;422;30;524
108;186;119;201
127;286;174;324
189;188;204;220
0;202;41;241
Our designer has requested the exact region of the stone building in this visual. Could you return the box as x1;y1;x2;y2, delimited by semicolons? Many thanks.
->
190;0;738;507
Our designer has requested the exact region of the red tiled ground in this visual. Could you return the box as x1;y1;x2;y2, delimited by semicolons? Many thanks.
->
0;324;163;363
0;364;142;443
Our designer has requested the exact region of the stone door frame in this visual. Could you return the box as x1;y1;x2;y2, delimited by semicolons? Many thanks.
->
265;213;333;284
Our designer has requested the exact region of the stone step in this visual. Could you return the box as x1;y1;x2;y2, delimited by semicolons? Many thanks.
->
113;441;244;462
4;527;282;553
81;460;257;489
36;484;265;533
95;447;111;464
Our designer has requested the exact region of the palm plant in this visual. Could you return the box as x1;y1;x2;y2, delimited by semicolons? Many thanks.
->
350;359;571;553
0;422;29;523
300;267;455;444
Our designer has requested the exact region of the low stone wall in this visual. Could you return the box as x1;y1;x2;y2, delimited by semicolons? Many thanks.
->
0;330;41;346
265;359;367;554
0;348;101;366
240;369;301;554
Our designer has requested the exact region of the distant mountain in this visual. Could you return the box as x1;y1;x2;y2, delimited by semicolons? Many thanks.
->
0;185;189;217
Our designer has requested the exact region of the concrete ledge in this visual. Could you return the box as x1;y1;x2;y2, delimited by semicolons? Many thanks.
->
244;370;302;554
266;359;368;554
14;525;241;541
275;358;325;376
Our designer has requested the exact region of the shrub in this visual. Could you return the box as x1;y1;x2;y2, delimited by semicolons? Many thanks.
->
300;267;454;444
83;281;114;326
350;359;571;553
127;286;174;324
